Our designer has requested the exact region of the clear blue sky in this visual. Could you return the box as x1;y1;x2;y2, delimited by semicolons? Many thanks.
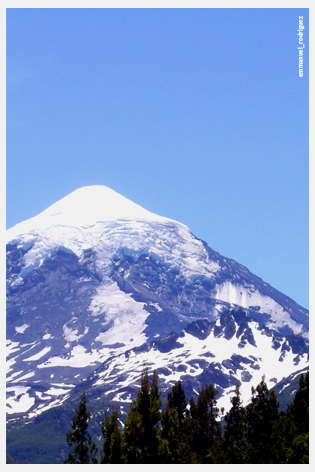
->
6;8;309;309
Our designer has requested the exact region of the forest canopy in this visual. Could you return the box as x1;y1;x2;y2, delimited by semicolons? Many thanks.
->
64;370;309;464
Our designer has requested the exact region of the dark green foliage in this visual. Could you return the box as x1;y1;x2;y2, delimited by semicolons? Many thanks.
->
292;371;309;435
286;433;309;464
60;370;309;464
283;371;309;463
6;405;72;464
160;401;180;462
243;376;280;463
100;409;123;463
160;380;187;462
64;392;98;464
223;382;246;463
123;368;162;463
167;380;187;427
190;383;222;463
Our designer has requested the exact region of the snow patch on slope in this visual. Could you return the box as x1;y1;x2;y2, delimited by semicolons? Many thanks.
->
90;281;149;347
93;320;308;414
6;386;35;413
213;281;304;335
22;346;51;362
37;345;99;369
15;324;30;334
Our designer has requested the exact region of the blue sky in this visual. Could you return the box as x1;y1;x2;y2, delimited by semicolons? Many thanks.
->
6;7;309;308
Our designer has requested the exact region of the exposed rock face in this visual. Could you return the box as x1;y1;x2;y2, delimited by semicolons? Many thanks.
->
6;186;308;426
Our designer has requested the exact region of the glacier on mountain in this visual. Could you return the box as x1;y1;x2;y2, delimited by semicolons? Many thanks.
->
6;185;309;424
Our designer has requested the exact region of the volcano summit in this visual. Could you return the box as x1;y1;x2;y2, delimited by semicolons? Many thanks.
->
6;185;308;429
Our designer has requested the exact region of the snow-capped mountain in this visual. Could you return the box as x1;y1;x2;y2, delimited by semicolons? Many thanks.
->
6;185;309;427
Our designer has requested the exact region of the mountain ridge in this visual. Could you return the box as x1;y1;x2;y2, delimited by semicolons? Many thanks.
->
6;185;308;436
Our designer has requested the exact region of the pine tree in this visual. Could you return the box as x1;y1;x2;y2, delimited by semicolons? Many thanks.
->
167;380;187;428
123;368;162;463
160;381;187;463
146;369;162;462
190;383;222;463
64;392;98;464
285;371;309;463
122;406;143;463
100;409;123;463
292;371;309;435
244;376;280;463
160;401;180;462
175;396;196;463
286;433;309;464
223;382;246;463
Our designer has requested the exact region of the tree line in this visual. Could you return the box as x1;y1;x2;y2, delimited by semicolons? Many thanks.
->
64;369;309;464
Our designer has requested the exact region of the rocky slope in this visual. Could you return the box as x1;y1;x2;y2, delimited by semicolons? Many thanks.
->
6;185;309;427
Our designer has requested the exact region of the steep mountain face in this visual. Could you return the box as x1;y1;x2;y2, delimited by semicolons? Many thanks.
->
6;186;309;428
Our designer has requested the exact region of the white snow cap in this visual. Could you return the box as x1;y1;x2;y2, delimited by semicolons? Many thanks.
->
7;185;176;240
